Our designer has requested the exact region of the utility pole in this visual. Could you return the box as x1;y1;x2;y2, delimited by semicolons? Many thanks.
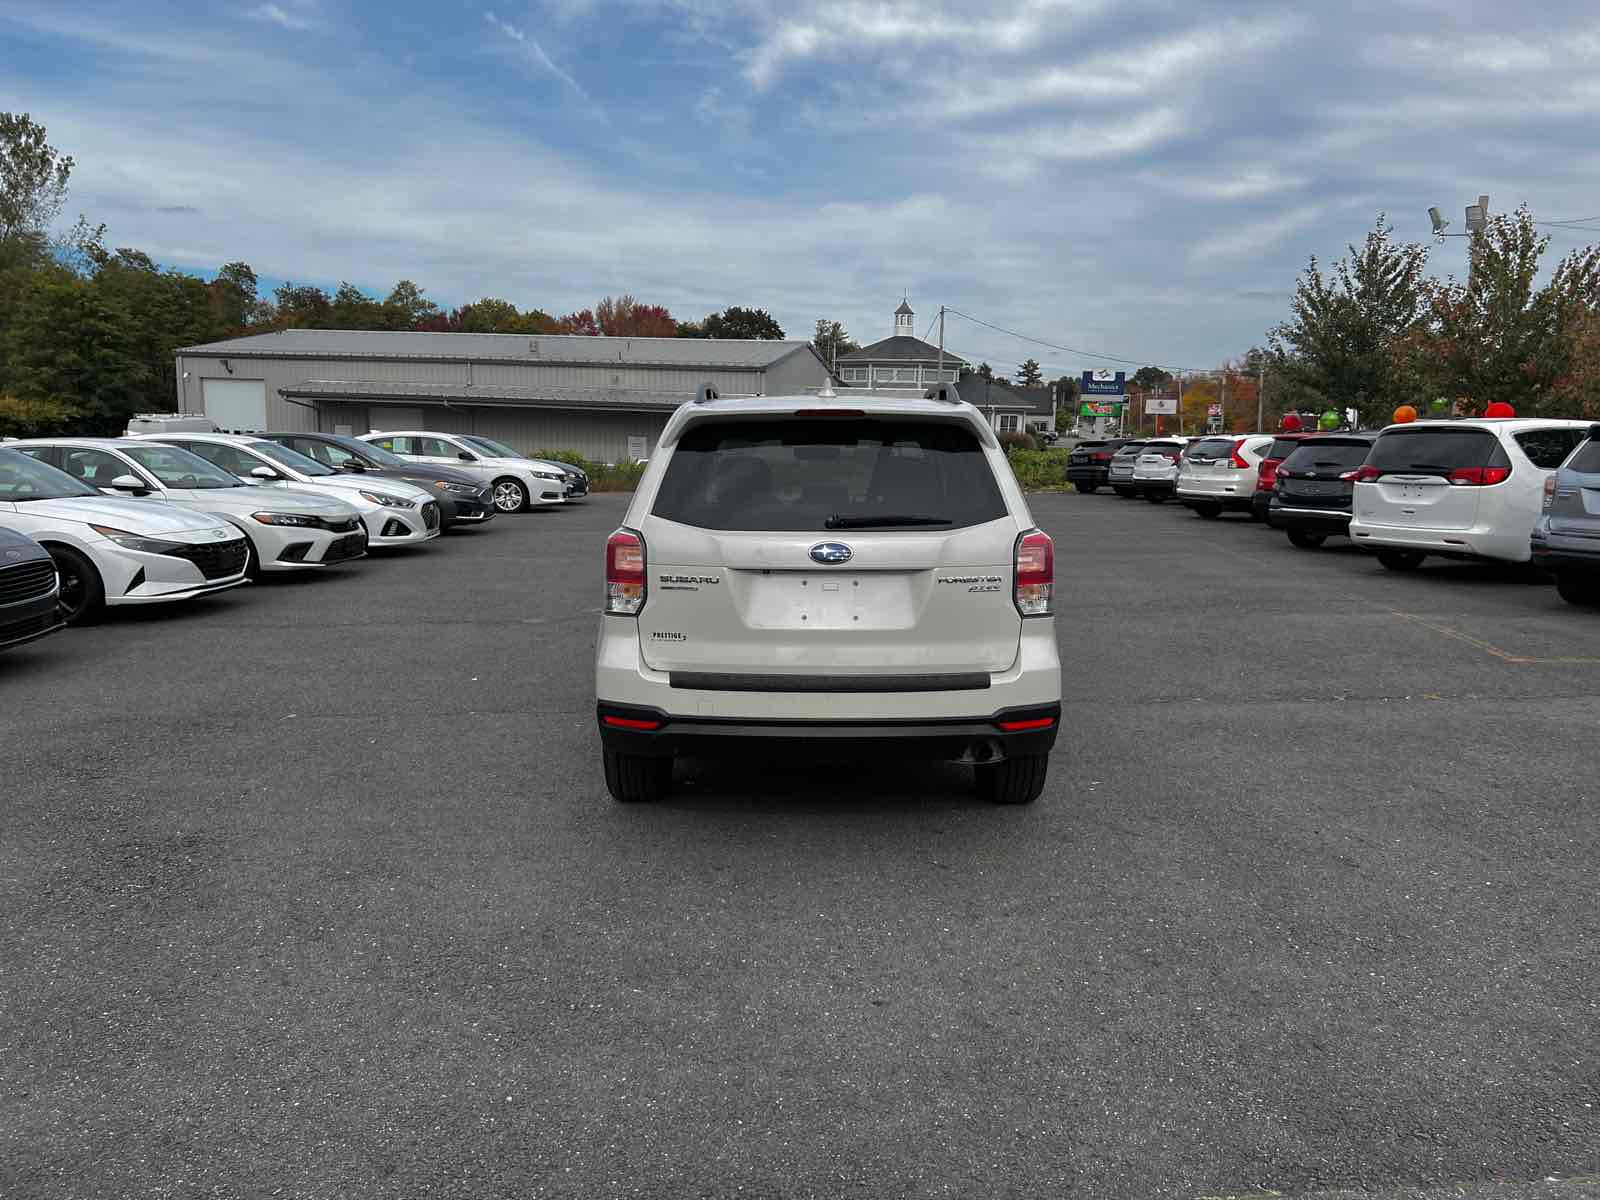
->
936;306;945;382
1256;362;1265;432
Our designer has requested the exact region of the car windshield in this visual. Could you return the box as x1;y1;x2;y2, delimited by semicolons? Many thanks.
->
1113;443;1147;456
1186;438;1236;461
0;448;100;501
652;417;1008;532
1266;436;1308;459
120;443;245;488
461;436;520;458
1568;437;1600;474
1281;439;1373;471
1368;428;1499;474
251;440;336;476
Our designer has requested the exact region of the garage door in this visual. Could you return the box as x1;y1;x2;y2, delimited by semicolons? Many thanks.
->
202;379;268;432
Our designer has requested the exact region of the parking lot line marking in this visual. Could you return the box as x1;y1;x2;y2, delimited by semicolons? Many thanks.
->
1389;609;1600;665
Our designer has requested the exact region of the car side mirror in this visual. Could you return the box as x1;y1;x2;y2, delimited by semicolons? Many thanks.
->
108;474;148;492
457;450;477;461
249;465;280;480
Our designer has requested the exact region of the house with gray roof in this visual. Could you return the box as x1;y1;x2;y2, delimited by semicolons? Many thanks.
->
834;300;968;391
171;329;831;463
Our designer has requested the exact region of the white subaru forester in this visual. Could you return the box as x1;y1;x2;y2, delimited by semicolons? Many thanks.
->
594;386;1062;805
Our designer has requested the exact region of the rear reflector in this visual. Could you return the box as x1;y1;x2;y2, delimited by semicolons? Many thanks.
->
997;716;1055;732
1014;529;1054;617
605;527;646;615
603;715;662;731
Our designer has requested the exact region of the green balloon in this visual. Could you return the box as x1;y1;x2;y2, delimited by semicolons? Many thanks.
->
1429;397;1449;411
1319;410;1339;430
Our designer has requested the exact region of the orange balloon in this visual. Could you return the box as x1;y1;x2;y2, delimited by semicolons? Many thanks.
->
1393;405;1418;424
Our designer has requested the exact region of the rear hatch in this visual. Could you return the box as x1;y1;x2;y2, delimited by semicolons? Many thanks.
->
1108;443;1146;479
1545;432;1600;535
1276;437;1372;511
1134;441;1182;479
637;415;1022;678
1069;441;1114;469
1356;426;1507;530
1180;437;1246;494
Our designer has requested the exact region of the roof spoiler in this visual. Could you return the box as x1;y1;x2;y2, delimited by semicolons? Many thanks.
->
693;383;721;404
923;383;962;405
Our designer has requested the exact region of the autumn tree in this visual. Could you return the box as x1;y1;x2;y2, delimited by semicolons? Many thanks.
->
596;294;677;337
556;308;600;335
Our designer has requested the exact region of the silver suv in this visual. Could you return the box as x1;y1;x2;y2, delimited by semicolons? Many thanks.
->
1531;423;1600;606
593;387;1062;805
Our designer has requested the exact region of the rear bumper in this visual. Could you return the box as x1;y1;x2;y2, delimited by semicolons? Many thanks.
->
1134;477;1175;495
1269;501;1353;528
1348;517;1530;563
597;701;1061;763
1066;467;1108;486
1530;527;1600;572
1177;488;1252;510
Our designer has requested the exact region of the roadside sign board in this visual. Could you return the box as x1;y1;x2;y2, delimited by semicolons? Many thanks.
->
1144;395;1177;415
1207;403;1223;417
1079;400;1121;417
1080;369;1126;396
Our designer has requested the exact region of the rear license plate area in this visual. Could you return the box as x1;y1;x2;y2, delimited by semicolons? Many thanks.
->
745;573;913;630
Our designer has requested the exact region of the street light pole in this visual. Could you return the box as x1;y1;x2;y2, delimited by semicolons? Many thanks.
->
1256;363;1265;432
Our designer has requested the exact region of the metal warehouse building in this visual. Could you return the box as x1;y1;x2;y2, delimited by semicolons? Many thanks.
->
173;330;833;462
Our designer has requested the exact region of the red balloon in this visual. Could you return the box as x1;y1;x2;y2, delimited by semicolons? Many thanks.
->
1483;401;1516;418
1280;413;1303;431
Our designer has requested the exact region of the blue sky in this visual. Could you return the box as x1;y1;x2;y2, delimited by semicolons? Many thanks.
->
5;0;1600;376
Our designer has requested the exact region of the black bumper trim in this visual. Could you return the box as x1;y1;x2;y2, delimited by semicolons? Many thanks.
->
669;671;990;693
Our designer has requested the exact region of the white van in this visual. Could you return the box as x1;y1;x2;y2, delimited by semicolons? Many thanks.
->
123;413;217;437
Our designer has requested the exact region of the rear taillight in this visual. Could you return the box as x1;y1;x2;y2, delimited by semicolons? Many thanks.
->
1163;452;1181;465
1352;464;1382;483
602;714;662;730
997;716;1055;732
1257;459;1280;491
1229;440;1250;469
1091;452;1112;463
605;527;646;615
1014;529;1053;617
1448;466;1511;486
1543;474;1557;508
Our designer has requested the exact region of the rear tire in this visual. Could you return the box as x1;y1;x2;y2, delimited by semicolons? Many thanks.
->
1114;487;1136;498
47;545;105;625
1192;502;1222;519
1076;483;1097;495
603;751;672;802
975;754;1048;805
1286;525;1327;549
1555;572;1600;607
1377;548;1426;572
1145;493;1166;504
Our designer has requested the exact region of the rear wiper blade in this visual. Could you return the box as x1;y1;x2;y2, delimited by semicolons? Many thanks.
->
824;514;953;529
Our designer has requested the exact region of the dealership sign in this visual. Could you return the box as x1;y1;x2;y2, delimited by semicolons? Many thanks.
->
1080;369;1127;396
1079;400;1122;416
1144;395;1177;415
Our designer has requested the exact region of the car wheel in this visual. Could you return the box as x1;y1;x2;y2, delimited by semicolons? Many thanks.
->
492;477;529;512
1114;487;1135;498
1145;493;1166;504
1555;572;1600;607
48;545;105;625
974;753;1048;805
1377;549;1426;572
1077;483;1097;495
1193;502;1222;519
603;751;672;802
1287;526;1326;549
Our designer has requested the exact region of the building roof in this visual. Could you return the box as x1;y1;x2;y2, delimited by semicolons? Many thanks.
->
837;335;970;366
894;299;914;316
178;328;817;370
279;379;691;412
956;376;1029;410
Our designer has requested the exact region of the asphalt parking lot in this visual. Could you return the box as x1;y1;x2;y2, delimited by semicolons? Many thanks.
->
3;492;1598;1200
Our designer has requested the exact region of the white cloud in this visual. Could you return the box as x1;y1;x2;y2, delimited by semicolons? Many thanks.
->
1188;205;1328;264
484;10;589;100
245;3;313;32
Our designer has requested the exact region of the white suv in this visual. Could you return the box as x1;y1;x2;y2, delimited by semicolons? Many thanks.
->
1348;418;1593;569
1131;437;1192;501
594;388;1061;805
1175;434;1273;518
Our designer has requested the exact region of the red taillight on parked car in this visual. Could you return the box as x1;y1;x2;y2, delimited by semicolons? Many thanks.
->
1091;452;1113;463
1014;529;1053;617
605;527;646;615
1448;466;1512;486
1543;474;1558;508
1352;464;1382;483
1257;459;1281;491
1229;440;1250;469
997;716;1055;732
602;714;663;730
1163;451;1181;464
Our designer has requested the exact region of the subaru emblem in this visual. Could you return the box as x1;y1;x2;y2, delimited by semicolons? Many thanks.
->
809;541;853;565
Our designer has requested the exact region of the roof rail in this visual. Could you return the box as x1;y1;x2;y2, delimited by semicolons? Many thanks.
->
923;383;962;405
694;383;721;404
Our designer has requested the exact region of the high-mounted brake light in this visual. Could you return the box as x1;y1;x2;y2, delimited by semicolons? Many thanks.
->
794;409;865;417
1448;465;1511;486
1352;464;1382;483
605;527;646;615
1014;529;1053;617
1229;440;1251;470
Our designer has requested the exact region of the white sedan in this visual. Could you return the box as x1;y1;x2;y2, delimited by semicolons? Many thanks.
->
9;438;370;576
0;448;250;624
136;433;442;549
359;431;570;512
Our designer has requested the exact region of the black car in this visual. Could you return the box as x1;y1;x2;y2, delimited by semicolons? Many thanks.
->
1268;432;1378;549
261;432;497;528
1066;439;1129;494
0;526;66;651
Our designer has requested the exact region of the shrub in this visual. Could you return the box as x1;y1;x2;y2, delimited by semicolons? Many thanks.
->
1006;447;1071;491
0;394;79;438
997;430;1038;452
589;460;648;491
532;447;594;471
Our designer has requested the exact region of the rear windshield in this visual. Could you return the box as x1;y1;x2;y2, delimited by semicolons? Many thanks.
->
1075;441;1111;451
1266;436;1309;459
1513;427;1588;469
1142;441;1181;453
1186;437;1237;461
652;418;1008;532
1281;439;1373;471
1368;428;1506;475
1568;436;1600;474
1112;442;1147;456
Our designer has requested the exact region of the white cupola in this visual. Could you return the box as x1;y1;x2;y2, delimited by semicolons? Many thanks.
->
894;298;914;339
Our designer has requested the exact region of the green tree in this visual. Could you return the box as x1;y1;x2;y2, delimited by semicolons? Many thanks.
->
273;282;333;328
332;281;385;328
209;261;260;331
1131;366;1172;391
700;305;784;339
0;112;73;261
975;362;994;381
1269;214;1430;425
1017;358;1044;387
381;279;439;329
0;268;139;433
812;318;859;368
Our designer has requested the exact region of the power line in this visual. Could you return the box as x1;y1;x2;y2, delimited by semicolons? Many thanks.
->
943;306;1218;376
